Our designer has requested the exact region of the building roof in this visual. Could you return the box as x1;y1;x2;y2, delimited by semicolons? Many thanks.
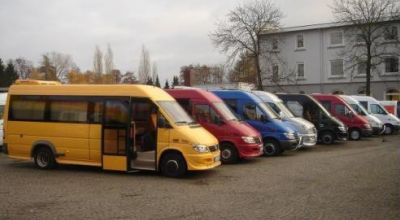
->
260;18;400;35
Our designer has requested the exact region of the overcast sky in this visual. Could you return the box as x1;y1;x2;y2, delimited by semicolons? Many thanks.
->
0;0;334;84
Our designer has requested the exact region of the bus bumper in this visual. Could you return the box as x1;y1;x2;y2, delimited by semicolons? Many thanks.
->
186;151;221;171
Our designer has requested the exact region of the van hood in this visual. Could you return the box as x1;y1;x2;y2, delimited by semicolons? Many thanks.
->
366;115;383;128
226;120;261;137
388;113;400;125
272;119;296;133
283;117;316;134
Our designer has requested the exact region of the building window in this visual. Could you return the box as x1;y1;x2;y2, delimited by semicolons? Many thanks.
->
384;57;399;73
296;34;304;48
384;26;398;41
330;59;344;76
330;31;343;45
357;61;367;75
297;63;305;78
272;64;279;81
272;38;278;50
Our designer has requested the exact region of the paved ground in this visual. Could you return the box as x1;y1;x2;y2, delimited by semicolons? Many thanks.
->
0;135;399;220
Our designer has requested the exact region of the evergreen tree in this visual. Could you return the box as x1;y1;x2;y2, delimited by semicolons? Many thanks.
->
164;80;170;89
172;75;179;87
146;77;153;85
155;75;160;87
0;60;19;87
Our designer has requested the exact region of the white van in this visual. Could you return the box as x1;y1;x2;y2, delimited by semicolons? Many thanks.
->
351;95;400;134
340;95;384;135
0;93;7;147
252;91;318;147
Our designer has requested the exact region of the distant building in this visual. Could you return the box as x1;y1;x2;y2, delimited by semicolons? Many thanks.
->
181;65;225;87
259;21;400;100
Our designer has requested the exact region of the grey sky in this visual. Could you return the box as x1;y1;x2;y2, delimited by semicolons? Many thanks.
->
0;0;334;84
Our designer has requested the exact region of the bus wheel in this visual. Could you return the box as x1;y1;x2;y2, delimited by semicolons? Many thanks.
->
321;131;334;145
263;139;282;156
34;147;56;169
349;129;361;140
384;124;393;135
220;143;238;164
160;152;187;178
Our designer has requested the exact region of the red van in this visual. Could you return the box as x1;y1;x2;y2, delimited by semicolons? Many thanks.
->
312;94;372;140
166;88;263;163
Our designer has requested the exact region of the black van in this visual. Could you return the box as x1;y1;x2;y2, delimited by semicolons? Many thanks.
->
277;94;348;145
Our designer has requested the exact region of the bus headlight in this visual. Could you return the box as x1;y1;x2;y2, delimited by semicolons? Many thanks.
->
193;144;210;153
241;136;256;144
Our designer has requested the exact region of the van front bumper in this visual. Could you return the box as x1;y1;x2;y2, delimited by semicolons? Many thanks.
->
335;131;348;141
372;125;385;135
185;151;221;171
280;139;299;151
300;133;318;147
237;143;263;158
361;127;373;137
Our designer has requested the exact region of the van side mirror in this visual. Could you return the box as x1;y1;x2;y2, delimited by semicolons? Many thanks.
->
260;115;268;122
213;116;224;125
158;117;172;128
346;111;354;118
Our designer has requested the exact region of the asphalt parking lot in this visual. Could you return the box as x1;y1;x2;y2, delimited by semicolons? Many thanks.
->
0;135;399;220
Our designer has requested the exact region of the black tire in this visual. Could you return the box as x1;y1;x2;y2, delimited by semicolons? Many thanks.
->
320;131;335;145
263;139;282;156
33;147;56;169
160;152;187;178
384;124;394;135
220;143;239;164
349;129;361;140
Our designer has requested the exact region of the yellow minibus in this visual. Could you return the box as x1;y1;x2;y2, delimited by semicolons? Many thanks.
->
3;80;221;177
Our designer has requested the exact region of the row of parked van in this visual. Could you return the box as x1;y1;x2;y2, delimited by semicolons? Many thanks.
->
165;88;400;164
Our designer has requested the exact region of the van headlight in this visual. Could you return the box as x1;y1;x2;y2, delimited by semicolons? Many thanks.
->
284;132;296;140
241;136;256;144
338;126;347;132
193;144;210;153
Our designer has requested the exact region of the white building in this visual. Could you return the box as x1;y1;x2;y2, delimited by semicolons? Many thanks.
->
259;21;400;100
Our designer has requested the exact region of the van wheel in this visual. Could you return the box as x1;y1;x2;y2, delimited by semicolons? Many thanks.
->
220;143;238;164
34;147;56;169
384;124;393;135
320;131;335;145
160;152;187;178
263;139;282;156
349;129;361;140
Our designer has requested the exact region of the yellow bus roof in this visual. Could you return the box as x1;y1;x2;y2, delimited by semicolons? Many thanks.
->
8;83;174;101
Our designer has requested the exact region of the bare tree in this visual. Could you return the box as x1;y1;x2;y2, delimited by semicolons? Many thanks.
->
13;57;33;79
104;43;114;74
331;0;400;95
45;52;77;82
210;0;283;90
138;45;151;83
93;45;103;75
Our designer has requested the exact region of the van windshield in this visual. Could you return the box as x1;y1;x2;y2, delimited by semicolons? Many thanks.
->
350;103;367;116
213;102;237;121
258;102;279;119
267;102;295;118
157;101;196;125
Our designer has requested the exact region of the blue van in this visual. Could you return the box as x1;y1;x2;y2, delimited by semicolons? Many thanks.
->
212;90;300;156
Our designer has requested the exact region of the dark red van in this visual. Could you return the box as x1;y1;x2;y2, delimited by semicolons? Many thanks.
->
166;88;263;163
312;94;372;140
